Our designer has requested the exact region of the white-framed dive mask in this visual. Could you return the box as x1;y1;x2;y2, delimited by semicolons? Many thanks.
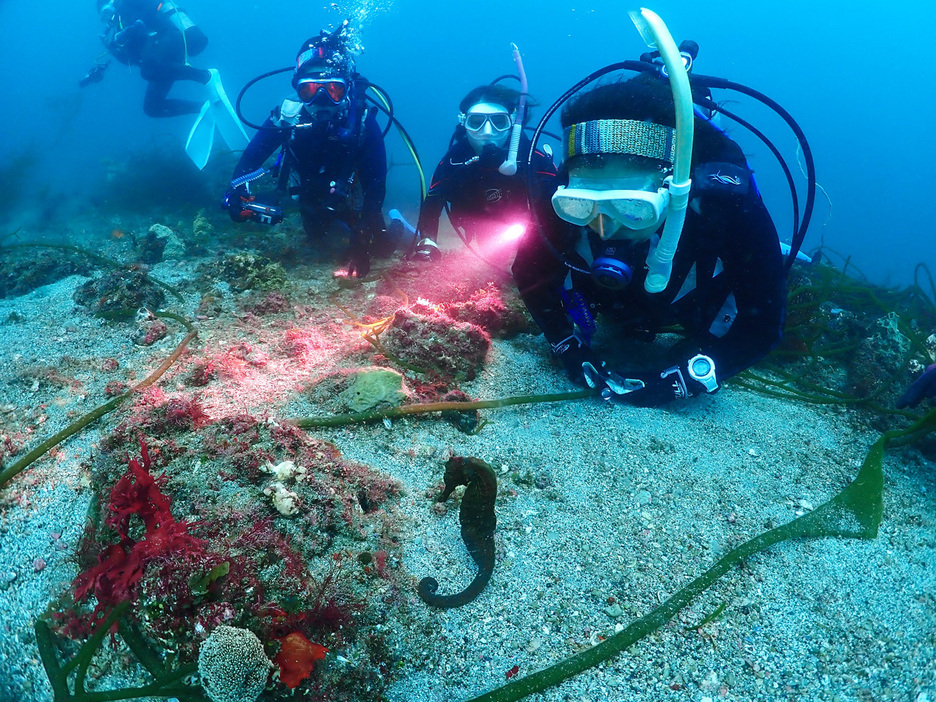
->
459;102;515;152
552;175;672;239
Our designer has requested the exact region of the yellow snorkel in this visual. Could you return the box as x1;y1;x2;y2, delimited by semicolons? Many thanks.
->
629;8;694;294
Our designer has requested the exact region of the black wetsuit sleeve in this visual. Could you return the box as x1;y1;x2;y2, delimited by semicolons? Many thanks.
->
415;154;453;242
512;148;573;346
697;187;786;381
357;109;387;222
528;149;560;241
512;219;577;347
231;116;283;181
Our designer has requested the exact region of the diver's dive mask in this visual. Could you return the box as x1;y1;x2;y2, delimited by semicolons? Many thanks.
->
552;182;671;234
297;78;348;105
556;118;677;238
296;74;350;123
460;102;515;152
463;111;512;132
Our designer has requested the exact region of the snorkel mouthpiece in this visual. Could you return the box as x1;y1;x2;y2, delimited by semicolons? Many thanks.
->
628;8;694;294
592;256;634;290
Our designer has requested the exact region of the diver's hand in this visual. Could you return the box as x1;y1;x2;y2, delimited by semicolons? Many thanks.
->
347;225;373;277
113;19;146;47
617;361;711;407
411;237;441;263
347;248;371;278
223;186;250;223
552;335;602;387
552;337;646;399
582;363;646;399
897;363;936;409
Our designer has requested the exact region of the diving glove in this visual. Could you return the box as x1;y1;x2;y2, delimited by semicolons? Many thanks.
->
113;19;147;48
554;335;644;399
582;362;645;399
347;250;371;278
621;356;718;407
553;335;603;387
224;186;250;222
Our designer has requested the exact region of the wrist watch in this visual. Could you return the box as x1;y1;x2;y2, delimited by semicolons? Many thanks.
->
687;354;718;393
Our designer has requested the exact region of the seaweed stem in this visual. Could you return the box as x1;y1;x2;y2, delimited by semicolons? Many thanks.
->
0;325;197;489
36;600;203;701
286;389;599;429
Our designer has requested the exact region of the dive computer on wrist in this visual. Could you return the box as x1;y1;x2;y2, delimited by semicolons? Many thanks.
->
687;354;718;393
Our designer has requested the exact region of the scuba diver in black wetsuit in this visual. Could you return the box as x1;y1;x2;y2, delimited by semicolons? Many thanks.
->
95;0;210;117
513;9;811;408
90;0;246;167
223;24;388;278
412;83;559;263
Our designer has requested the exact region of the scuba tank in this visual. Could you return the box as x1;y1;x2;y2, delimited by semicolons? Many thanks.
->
99;0;207;61
157;1;208;56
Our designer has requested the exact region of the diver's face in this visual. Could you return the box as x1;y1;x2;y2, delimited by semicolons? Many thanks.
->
563;156;669;241
462;102;514;154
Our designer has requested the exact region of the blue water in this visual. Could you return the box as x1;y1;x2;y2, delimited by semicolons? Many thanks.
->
1;0;934;287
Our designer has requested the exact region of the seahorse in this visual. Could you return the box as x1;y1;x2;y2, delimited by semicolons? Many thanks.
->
418;456;497;608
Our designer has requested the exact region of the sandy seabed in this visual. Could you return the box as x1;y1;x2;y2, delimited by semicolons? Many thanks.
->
1;246;934;702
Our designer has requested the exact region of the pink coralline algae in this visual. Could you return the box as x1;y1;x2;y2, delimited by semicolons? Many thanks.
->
122;392;211;436
278;327;329;360
134;318;169;346
381;303;491;381
441;283;529;339
245;291;292;316
0;433;24;466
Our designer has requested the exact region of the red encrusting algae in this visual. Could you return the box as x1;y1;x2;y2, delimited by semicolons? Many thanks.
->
275;632;329;689
72;438;208;624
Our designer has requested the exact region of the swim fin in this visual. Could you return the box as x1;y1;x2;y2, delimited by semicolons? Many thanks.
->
388;209;417;237
185;99;216;170
184;69;249;170
205;68;248;152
